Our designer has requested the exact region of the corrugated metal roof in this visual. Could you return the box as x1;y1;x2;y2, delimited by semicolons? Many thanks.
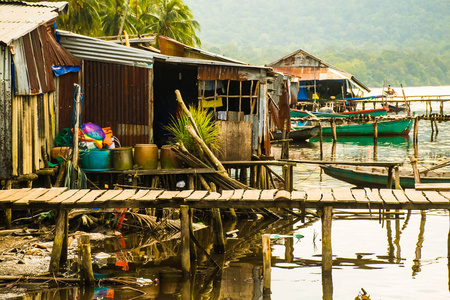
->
57;30;270;71
0;1;68;46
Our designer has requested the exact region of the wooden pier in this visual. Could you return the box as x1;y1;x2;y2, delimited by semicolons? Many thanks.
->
1;185;449;294
1;186;450;211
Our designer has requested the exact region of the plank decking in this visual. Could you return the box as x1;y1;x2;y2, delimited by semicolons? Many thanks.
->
1;187;450;210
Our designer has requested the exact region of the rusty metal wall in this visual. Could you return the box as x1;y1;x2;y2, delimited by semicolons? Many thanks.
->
198;65;263;81
0;45;12;179
82;60;151;147
57;71;79;131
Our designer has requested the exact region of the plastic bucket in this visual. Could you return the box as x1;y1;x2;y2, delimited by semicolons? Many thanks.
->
134;144;158;169
160;145;182;169
111;147;133;170
79;149;112;171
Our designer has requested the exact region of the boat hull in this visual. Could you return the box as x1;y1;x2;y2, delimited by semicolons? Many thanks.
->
321;165;450;188
321;119;413;136
271;125;320;141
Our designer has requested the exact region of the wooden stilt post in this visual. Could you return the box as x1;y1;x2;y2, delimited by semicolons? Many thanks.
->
180;205;191;279
262;234;271;296
49;209;68;273
188;175;195;190
394;165;401;189
5;180;12;229
79;234;95;285
387;167;393;188
322;206;333;274
212;207;225;253
409;156;421;184
61;209;69;265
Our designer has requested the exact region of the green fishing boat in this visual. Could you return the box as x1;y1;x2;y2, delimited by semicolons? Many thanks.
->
290;107;389;118
321;165;450;189
320;118;413;136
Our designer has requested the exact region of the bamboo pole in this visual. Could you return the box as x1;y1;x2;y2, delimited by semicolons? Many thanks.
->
175;90;201;138
79;234;95;285
185;125;226;172
262;234;271;295
72;84;82;169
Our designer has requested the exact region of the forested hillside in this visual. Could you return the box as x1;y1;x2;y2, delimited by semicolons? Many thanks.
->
184;0;450;87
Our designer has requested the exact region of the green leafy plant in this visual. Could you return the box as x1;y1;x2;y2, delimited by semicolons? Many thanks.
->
164;106;221;156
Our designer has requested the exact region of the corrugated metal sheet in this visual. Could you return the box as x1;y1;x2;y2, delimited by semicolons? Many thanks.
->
57;30;271;71
0;1;66;46
0;45;12;179
58;30;154;69
57;60;151;147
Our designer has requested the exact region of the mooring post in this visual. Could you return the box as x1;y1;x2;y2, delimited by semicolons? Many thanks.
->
49;209;69;273
373;118;378;144
180;205;191;280
319;123;323;160
322;206;333;274
331;119;337;142
262;234;271;295
79;234;95;286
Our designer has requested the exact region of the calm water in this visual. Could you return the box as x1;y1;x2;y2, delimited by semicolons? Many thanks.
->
267;85;450;299
10;86;450;300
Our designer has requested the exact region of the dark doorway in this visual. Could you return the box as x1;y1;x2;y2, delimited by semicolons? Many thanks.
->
153;61;198;147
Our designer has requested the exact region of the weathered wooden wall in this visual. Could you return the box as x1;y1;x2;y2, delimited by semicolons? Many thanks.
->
217;121;252;161
0;45;12;179
11;93;55;176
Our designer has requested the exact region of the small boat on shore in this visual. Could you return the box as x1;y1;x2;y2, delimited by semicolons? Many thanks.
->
290;107;389;118
320;118;413;136
321;164;450;188
271;125;320;142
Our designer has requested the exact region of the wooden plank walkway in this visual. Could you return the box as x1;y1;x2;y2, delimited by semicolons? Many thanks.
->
1;187;450;210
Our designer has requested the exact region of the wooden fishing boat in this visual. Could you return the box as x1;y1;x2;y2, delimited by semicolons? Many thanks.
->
271;125;320;142
387;104;407;112
290;107;389;118
321;164;450;188
320;118;413;136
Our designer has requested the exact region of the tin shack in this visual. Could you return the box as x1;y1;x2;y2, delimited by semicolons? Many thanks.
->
0;1;79;183
57;31;274;161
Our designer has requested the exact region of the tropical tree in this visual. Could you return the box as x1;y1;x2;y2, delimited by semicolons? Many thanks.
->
137;0;201;47
56;0;103;36
102;0;138;36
